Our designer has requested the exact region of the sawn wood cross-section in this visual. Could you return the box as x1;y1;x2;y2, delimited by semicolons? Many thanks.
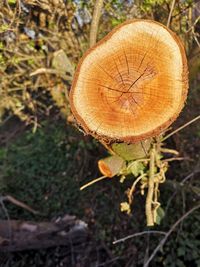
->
70;20;188;143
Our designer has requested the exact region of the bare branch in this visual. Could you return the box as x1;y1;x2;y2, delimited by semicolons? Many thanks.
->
181;169;200;185
89;0;104;47
163;114;200;141
0;195;40;215
167;0;176;28
30;68;72;81
113;231;166;244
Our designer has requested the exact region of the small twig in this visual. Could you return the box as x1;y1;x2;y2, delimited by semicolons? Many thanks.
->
89;0;104;47
30;68;72;80
128;173;147;204
97;256;121;267
162;114;200;141
1;195;40;215
144;203;200;267
162;157;187;163
145;145;155;226
186;16;200;33
171;2;195;19
181;169;200;185
80;175;107;191
192;28;200;49
167;0;176;28
113;231;166;244
127;158;149;170
160;148;179;155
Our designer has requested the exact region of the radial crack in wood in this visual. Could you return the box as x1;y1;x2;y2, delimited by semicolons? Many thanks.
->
70;19;188;143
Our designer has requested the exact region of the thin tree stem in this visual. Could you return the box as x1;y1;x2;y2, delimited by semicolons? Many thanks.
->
128;173;147;204
113;231;166;244
89;0;104;47
145;146;155;226
167;0;176;28
163;114;200;141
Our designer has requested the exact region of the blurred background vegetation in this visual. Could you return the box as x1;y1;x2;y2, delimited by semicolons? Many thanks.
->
0;0;200;266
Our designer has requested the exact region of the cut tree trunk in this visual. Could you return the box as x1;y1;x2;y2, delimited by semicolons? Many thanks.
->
70;19;188;144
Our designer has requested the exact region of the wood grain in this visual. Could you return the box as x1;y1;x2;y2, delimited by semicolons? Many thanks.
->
70;20;188;143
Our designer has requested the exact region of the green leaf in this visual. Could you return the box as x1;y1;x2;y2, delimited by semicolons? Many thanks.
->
128;161;145;177
155;206;165;225
111;18;123;27
0;42;4;49
112;140;151;161
0;148;7;160
8;0;16;4
177;246;185;256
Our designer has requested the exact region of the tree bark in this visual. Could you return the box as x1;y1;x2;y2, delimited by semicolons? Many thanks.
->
0;215;88;252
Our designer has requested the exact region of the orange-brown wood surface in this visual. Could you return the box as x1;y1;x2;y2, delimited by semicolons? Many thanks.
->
70;20;188;143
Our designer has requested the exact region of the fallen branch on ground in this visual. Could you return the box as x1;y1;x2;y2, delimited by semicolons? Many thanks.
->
0;215;88;252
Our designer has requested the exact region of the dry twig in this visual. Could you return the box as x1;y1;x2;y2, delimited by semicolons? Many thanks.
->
113;231;166;244
167;0;176;28
89;0;104;47
163;114;200;141
0;195;40;215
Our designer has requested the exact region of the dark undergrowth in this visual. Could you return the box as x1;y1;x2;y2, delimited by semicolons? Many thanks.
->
0;116;199;267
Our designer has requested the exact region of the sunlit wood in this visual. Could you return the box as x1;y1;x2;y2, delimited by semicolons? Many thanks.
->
70;20;188;143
